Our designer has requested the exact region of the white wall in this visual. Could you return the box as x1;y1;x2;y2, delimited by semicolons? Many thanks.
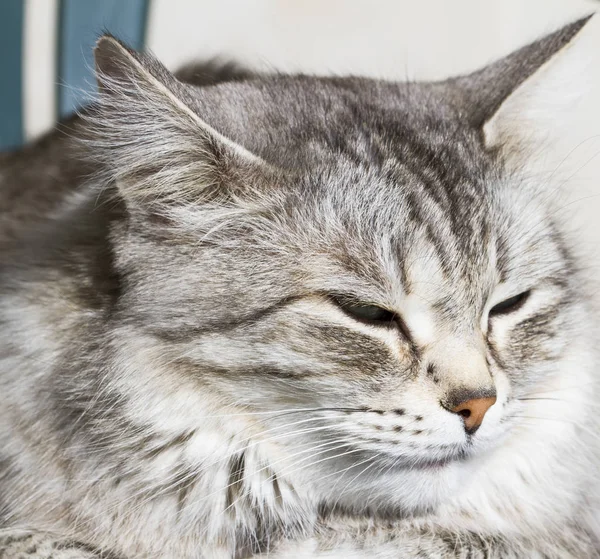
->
147;0;593;80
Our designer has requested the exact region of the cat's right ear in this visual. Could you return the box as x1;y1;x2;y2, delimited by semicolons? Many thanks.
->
91;35;270;214
456;15;599;162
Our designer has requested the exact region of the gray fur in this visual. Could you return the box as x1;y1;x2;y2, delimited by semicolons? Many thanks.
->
1;16;599;559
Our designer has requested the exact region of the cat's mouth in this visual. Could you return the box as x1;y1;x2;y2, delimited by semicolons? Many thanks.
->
354;441;473;471
392;448;471;470
415;449;471;469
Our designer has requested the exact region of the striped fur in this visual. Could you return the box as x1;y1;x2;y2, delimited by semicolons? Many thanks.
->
0;16;599;559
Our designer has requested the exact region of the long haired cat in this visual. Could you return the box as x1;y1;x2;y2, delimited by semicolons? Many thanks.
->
1;14;599;559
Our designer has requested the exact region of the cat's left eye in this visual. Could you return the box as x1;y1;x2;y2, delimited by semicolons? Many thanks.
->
330;296;396;326
489;290;530;317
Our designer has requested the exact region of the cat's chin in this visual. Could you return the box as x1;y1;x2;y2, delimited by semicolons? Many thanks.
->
301;443;474;507
312;453;470;519
347;439;477;471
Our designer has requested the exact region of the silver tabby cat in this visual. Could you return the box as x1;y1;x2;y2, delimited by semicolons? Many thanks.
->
1;14;599;559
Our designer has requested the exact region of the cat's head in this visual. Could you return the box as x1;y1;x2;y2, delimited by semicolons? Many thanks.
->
90;16;598;515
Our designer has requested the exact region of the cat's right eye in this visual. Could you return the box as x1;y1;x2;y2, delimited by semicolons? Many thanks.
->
330;296;396;326
489;290;530;317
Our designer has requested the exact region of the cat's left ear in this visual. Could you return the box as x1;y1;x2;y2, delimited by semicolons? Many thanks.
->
457;15;598;155
91;35;270;212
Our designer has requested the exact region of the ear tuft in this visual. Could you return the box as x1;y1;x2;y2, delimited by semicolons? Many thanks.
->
94;34;131;88
93;33;180;99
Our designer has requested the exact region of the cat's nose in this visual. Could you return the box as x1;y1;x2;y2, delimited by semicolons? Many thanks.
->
442;386;496;435
445;392;497;435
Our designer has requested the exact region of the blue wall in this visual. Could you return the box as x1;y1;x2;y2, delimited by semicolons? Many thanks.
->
57;0;150;117
0;1;24;150
0;0;150;151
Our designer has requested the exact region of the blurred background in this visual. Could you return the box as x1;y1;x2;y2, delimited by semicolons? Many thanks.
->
2;0;600;280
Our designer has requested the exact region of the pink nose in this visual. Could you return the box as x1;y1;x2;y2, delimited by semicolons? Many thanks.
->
451;397;496;434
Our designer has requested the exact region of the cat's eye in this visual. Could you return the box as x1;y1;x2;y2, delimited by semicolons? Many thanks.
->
489;290;530;317
330;296;396;326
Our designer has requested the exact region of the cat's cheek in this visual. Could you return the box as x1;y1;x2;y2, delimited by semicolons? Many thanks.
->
487;314;562;387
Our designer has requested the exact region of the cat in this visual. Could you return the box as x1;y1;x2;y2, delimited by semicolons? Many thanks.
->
1;13;599;559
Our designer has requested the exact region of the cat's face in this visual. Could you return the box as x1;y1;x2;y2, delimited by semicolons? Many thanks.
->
93;18;594;515
117;137;575;471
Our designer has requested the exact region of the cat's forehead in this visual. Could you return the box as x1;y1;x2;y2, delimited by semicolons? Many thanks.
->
284;154;556;307
188;75;480;169
191;75;498;234
188;76;560;293
190;76;501;234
